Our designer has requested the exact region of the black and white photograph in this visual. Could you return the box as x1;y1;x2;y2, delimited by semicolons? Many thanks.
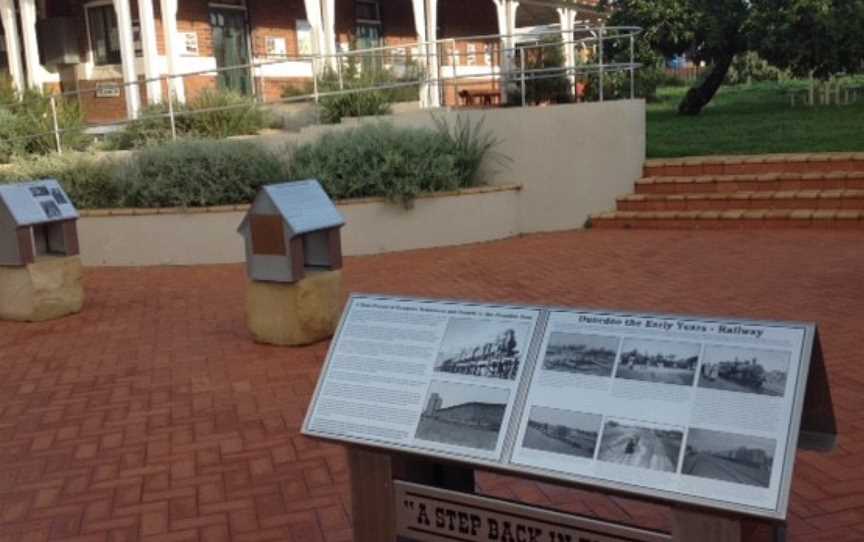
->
29;185;49;197
614;338;701;386
542;332;620;377
597;419;684;473
698;345;790;397
51;188;69;205
40;200;62;219
682;428;776;488
434;318;532;381
522;406;601;458
415;381;510;451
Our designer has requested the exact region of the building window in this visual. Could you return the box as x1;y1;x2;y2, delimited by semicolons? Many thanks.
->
355;0;381;49
86;3;142;66
87;5;121;65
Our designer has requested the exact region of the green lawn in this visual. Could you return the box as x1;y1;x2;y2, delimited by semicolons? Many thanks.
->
647;80;864;158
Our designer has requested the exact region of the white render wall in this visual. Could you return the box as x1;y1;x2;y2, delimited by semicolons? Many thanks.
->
76;100;645;266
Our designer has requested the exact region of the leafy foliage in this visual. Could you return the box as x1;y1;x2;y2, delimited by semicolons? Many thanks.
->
105;89;269;150
0;85;88;162
290;116;500;205
118;139;287;208
748;0;864;78
725;52;789;85
506;39;571;105
608;0;864;113
0;153;120;209
316;54;424;123
1;120;500;209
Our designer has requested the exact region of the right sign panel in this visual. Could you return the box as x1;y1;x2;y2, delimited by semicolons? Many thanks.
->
508;310;811;518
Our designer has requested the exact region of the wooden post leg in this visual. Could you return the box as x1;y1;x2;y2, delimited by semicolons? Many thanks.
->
349;447;397;542
672;508;742;542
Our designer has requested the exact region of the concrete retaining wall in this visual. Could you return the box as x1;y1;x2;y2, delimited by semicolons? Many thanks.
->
76;100;645;266
78;186;521;266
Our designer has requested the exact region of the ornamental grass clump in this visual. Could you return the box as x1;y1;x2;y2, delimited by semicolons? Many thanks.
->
289;116;502;206
118;139;287;208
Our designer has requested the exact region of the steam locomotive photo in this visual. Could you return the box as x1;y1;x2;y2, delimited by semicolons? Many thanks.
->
436;328;521;380
701;358;767;390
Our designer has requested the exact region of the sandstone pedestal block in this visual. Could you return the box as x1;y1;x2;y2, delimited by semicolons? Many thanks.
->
0;256;85;322
246;270;343;346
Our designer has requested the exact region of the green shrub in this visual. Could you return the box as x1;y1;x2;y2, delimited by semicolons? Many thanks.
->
726;52;789;85
0;153;120;209
507;38;571;105
118;139;287;208
183;89;270;138
0;87;88;162
315;54;425;123
319;90;392;124
102;104;180;150
0;108;25;163
289;116;500;205
105;89;269;150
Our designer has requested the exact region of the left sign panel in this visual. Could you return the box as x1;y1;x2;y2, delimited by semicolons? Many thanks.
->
303;295;544;462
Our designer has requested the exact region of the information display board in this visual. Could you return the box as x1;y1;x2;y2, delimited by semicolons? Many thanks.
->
303;295;819;520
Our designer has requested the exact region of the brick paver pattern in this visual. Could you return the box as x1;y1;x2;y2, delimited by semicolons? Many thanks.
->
0;230;862;541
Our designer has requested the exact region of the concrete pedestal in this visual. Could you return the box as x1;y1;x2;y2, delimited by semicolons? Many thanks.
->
246;269;342;346
0;256;85;322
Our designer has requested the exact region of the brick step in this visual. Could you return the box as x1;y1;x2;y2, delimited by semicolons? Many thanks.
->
644;153;864;178
591;209;864;230
617;190;864;212
635;172;864;195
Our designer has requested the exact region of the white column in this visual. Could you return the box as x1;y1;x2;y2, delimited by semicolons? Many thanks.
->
18;0;42;89
0;0;25;92
159;0;185;103
492;0;518;104
137;0;161;104
302;0;323;62
112;0;141;118
322;0;336;68
412;0;438;108
557;7;576;97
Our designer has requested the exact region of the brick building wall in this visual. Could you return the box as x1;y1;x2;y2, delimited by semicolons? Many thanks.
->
26;0;508;122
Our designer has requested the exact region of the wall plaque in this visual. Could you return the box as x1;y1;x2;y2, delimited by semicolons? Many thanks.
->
303;295;830;520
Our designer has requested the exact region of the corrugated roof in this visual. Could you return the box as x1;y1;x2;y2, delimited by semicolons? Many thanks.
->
239;180;345;237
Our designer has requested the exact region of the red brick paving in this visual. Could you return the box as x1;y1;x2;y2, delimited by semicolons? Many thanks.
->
1;229;863;541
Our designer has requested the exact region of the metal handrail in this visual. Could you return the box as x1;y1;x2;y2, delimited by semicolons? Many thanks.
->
0;25;642;153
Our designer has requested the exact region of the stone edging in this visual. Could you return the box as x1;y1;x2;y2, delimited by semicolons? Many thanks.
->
78;183;522;218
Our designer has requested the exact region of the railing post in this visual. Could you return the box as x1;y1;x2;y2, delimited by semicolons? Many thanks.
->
167;82;177;140
519;47;526;107
629;33;635;99
312;56;320;105
337;54;344;90
451;40;458;106
49;95;62;154
598;27;605;102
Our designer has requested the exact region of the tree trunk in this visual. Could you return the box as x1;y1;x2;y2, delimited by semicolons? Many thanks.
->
677;55;734;115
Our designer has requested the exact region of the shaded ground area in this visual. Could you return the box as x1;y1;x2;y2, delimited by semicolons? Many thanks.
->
1;229;863;540
683;453;771;489
543;353;614;377
522;426;596;458
598;426;681;473
699;373;785;397
415;416;500;451
615;366;695;386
